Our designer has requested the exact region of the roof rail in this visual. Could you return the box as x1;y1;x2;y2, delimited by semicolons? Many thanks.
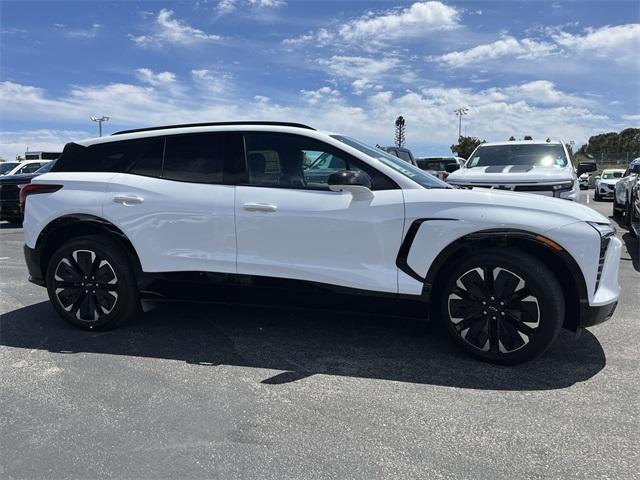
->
112;121;315;136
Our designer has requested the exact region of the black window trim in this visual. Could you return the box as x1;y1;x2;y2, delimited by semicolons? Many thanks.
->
236;131;399;191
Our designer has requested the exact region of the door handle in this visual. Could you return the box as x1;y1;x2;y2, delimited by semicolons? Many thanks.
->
243;202;277;212
113;195;144;206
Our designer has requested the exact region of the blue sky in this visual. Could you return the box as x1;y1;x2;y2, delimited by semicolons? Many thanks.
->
1;0;639;159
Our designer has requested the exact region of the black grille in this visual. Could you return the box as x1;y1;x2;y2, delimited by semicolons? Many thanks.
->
595;235;612;293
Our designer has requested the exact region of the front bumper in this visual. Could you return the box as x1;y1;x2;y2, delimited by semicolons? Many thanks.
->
24;244;45;286
580;301;617;328
597;184;615;197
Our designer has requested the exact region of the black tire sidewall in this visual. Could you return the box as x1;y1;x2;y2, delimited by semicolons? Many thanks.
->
439;248;565;365
46;235;139;330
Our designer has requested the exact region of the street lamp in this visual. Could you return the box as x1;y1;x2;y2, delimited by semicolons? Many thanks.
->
90;116;110;137
454;107;469;139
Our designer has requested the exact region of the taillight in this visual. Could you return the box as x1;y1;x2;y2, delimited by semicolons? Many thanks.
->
19;183;62;208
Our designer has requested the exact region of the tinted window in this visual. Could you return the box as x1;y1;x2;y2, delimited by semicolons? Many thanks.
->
41;152;61;160
128;139;164;178
0;163;19;174
467;144;568;168
25;154;40;160
163;133;225;183
34;161;56;174
396;150;412;162
54;138;163;174
244;133;396;190
18;163;45;174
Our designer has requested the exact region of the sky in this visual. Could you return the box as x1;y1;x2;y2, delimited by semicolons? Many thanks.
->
1;0;639;160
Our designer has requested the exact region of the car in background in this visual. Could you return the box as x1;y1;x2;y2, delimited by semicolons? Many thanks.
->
380;146;417;165
415;157;465;181
613;158;640;220
3;160;52;176
594;168;625;201
579;173;590;190
0;161;56;223
631;176;640;238
0;162;20;175
446;140;596;201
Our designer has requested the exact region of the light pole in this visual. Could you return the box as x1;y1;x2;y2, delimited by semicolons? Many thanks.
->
90;116;110;137
454;107;469;139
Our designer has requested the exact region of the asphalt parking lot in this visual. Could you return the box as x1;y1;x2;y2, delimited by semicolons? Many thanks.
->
1;190;638;479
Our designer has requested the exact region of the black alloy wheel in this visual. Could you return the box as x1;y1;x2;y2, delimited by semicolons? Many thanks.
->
52;249;119;322
440;249;564;364
46;235;139;329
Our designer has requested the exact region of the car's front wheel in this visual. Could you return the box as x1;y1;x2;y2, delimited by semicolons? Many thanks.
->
440;249;564;364
46;235;140;330
612;195;623;218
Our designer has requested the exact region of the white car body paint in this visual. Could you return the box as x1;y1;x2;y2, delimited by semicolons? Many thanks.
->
24;124;620;314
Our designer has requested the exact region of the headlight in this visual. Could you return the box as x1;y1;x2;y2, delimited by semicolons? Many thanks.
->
552;181;574;191
588;221;616;238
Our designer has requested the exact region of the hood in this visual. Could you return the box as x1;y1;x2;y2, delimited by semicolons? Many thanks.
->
447;165;572;184
403;187;608;225
0;172;40;185
598;178;620;186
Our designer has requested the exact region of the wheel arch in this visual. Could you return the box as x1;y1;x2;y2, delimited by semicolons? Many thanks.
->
424;228;589;332
36;214;143;279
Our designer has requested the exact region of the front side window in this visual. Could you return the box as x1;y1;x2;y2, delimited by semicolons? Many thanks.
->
244;133;396;190
162;133;225;183
467;144;568;168
331;135;449;189
0;163;19;174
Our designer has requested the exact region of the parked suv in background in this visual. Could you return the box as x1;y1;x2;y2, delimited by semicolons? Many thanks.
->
594;169;625;201
22;122;621;364
380;146;417;165
446;140;596;201
0;161;56;223
613;158;640;223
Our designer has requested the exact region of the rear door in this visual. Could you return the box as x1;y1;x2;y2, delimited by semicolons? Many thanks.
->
234;132;405;293
103;133;239;274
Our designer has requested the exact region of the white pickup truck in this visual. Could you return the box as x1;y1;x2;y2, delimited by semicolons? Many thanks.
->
447;140;596;201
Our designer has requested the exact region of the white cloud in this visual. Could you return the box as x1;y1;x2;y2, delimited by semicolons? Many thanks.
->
217;0;237;14
551;24;640;63
317;55;413;94
0;129;91;161
248;0;285;7
437;36;558;67
622;114;640;122
135;68;177;87
54;22;102;39
130;9;222;47
191;69;233;95
338;1;460;43
1;76;616;154
283;1;459;51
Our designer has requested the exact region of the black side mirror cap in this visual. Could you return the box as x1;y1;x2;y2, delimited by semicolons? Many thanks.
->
577;161;597;176
445;163;460;173
328;170;372;189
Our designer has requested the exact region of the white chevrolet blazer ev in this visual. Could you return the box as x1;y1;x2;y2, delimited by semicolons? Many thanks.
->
21;122;621;364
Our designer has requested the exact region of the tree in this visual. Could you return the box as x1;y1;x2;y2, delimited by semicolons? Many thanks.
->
451;136;485;159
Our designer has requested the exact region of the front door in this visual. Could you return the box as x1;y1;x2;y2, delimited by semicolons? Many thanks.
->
235;132;404;294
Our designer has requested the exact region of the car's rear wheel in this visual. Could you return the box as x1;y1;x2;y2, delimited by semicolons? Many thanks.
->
440;248;564;365
46;235;139;330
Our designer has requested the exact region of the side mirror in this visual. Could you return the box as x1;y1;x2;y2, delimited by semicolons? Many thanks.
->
328;170;373;197
445;163;460;173
577;161;597;176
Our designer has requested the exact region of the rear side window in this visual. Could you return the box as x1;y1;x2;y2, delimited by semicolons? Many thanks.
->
162;133;225;183
54;138;163;174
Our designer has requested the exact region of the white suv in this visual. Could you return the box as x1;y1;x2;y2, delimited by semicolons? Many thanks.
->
22;122;621;364
447;140;596;201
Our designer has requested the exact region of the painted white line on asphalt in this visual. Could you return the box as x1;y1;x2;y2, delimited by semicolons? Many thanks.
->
0;257;9;260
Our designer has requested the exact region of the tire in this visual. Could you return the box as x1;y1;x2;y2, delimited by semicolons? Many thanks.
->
594;191;600;201
45;234;140;330
612;196;623;218
439;248;565;365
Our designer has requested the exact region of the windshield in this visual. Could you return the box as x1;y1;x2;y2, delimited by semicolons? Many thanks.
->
34;161;56;174
0;163;19;174
331;135;449;189
467;144;568;168
602;171;624;179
